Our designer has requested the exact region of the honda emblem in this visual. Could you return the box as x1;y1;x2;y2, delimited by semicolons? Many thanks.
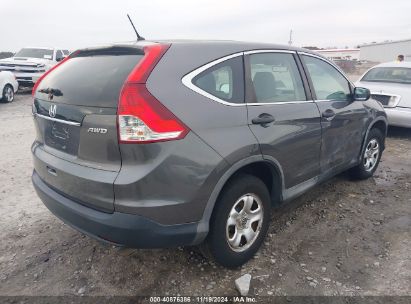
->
49;104;57;118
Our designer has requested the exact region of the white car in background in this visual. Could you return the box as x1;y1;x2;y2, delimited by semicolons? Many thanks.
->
356;61;411;128
0;47;69;88
0;71;19;103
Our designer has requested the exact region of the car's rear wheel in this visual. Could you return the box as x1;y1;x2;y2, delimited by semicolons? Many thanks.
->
350;128;384;179
1;84;14;103
205;174;271;268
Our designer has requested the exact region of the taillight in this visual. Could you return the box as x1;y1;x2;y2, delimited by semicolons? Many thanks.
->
117;44;189;143
126;43;170;83
31;52;77;96
118;84;188;143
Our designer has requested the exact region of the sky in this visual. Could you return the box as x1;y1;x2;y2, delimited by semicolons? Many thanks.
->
1;0;411;52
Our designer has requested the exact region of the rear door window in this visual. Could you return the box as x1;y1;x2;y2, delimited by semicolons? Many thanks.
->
193;56;244;103
36;47;144;108
249;53;306;103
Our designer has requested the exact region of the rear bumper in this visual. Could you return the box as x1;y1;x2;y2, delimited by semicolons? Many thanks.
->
32;170;206;248
385;107;411;128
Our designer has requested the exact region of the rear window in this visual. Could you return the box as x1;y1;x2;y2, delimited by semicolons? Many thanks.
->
361;67;411;84
36;47;144;108
193;56;244;103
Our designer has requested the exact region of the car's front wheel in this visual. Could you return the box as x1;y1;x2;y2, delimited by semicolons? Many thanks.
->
350;128;384;179
205;174;271;268
1;84;14;103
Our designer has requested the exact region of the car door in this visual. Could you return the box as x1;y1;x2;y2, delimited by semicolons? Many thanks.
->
245;51;322;189
300;53;368;175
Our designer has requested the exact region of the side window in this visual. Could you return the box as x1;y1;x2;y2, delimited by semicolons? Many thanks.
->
249;53;306;103
193;56;244;103
302;55;351;101
55;50;64;62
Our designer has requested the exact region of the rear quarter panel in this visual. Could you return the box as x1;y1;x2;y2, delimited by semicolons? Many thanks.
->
146;43;260;164
142;43;262;224
114;132;227;225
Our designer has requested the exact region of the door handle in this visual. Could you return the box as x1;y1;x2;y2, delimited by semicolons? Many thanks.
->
252;113;275;126
322;109;336;120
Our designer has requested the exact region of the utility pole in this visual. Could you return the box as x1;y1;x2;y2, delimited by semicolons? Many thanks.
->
288;30;293;46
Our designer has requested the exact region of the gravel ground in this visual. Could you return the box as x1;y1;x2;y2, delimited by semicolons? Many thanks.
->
0;92;410;298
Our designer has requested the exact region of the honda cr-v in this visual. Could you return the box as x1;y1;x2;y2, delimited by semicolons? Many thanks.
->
32;41;387;267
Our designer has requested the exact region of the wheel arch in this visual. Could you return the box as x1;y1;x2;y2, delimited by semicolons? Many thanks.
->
197;155;284;238
7;82;18;92
371;119;388;138
361;117;388;156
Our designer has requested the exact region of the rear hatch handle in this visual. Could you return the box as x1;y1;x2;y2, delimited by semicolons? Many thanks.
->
47;166;58;176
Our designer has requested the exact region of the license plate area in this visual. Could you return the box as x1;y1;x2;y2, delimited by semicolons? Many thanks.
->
43;121;80;155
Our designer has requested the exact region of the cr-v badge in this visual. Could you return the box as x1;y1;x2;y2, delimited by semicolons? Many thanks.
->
87;128;108;134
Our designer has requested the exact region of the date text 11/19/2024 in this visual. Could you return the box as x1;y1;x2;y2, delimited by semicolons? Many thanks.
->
149;296;257;303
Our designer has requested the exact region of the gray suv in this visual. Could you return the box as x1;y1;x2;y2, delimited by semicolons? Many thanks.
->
31;41;387;267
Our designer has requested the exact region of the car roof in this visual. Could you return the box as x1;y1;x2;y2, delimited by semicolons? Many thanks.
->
99;39;324;57
154;39;306;50
373;61;411;68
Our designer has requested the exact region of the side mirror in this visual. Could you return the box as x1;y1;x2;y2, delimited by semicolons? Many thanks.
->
353;87;370;101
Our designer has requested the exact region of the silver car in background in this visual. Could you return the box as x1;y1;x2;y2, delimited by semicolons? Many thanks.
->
356;61;411;128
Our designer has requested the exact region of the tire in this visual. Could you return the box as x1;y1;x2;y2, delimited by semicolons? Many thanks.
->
350;128;384;180
1;84;14;103
205;174;271;268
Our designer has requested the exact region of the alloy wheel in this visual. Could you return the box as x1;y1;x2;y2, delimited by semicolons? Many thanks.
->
5;86;14;102
226;193;264;252
363;138;379;171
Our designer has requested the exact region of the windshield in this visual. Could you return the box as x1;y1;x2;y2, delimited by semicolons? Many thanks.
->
361;67;411;84
15;48;54;59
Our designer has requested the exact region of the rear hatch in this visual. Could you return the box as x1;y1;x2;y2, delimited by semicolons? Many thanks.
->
358;81;411;108
32;46;144;212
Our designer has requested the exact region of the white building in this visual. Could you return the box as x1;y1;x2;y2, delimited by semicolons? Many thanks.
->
360;39;411;63
316;48;360;61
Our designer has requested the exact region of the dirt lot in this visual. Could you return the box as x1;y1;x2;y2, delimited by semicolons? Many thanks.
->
0;92;410;299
